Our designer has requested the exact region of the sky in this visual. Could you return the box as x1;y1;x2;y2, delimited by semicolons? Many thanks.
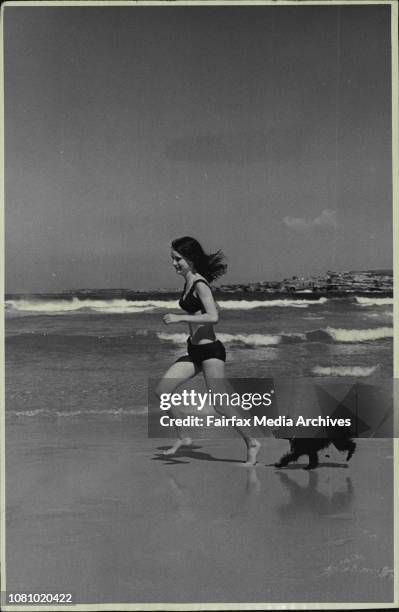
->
4;3;393;292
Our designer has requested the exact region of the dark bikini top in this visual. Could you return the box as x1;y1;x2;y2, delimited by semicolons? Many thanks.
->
179;279;210;314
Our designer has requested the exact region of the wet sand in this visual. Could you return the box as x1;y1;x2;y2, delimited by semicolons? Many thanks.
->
5;418;394;605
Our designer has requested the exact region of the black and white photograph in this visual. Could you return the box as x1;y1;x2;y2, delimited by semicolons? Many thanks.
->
2;0;397;608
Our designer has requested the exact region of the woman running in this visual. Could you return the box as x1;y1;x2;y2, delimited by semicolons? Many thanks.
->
156;236;260;465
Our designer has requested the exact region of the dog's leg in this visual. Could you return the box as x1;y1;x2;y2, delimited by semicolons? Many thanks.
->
274;451;300;468
303;451;319;470
345;441;356;461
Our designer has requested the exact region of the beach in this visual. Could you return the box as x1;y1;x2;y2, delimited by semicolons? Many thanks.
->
4;293;394;605
6;418;393;604
4;0;395;605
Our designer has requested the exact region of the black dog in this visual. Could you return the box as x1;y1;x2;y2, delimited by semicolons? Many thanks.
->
274;437;356;470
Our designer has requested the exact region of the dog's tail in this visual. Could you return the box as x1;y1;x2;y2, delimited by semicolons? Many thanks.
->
332;439;357;462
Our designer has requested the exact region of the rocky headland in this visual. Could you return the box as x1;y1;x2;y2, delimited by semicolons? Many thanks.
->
216;269;393;297
6;270;393;301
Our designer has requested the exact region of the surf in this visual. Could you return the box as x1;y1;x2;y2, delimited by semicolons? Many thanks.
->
5;296;330;315
312;365;379;377
217;298;327;309
158;326;393;348
355;297;393;306
5;298;178;314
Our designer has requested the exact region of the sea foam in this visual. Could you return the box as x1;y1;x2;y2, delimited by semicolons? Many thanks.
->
6;406;148;418
355;297;393;306
325;326;393;343
157;326;393;348
217;298;327;309
6;298;178;314
312;365;379;377
157;332;281;346
218;333;281;346
6;296;329;315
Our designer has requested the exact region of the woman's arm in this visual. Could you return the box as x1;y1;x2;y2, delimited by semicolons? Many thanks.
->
163;282;219;325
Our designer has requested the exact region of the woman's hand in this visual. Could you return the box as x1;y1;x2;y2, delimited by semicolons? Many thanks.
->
163;313;182;325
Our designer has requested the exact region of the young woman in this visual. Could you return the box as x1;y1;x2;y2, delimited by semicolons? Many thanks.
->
156;236;261;465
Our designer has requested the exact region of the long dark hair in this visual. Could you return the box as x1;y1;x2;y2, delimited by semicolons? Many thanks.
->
172;236;227;282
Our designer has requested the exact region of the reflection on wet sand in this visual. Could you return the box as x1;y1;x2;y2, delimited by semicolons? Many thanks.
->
275;471;354;520
6;422;394;604
168;465;262;523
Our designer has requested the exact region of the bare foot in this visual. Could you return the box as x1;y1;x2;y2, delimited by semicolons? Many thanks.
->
162;437;192;456
244;439;261;466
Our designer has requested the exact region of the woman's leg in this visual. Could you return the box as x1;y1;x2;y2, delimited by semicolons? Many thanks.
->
201;359;261;465
155;359;200;455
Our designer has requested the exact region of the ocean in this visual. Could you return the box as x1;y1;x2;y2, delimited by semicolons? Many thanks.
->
5;292;395;604
5;292;393;422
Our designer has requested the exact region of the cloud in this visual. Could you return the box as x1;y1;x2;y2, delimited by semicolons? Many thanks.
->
283;209;337;231
313;209;337;227
282;216;309;230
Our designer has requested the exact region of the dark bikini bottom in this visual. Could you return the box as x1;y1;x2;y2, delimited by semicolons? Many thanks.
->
176;338;226;366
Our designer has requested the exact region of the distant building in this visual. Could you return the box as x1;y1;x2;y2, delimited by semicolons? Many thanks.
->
218;269;392;294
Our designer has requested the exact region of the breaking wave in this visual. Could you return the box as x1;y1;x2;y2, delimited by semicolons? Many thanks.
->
157;332;188;344
6;296;328;315
6;406;148;418
322;326;393;343
158;326;392;348
220;333;281;346
355;297;393;306
6;295;394;316
6;298;178;314
217;298;327;309
157;332;281;346
312;365;379;377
